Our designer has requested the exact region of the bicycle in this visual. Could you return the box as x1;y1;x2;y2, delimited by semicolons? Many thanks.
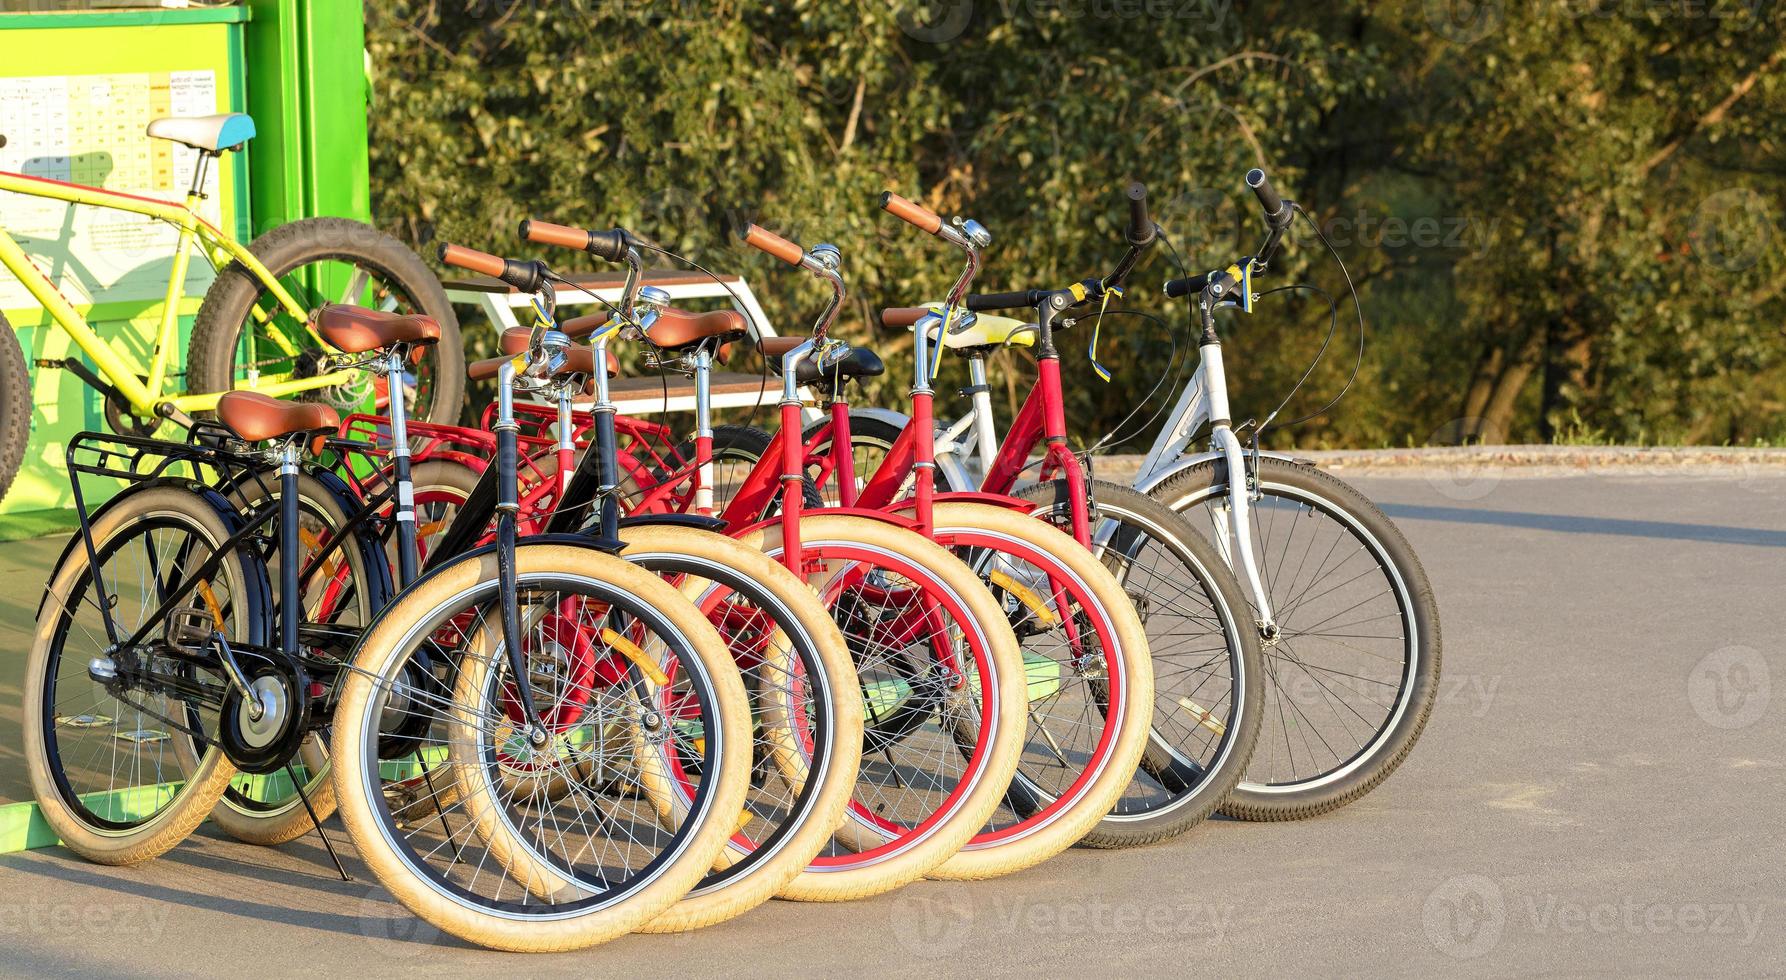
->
27;306;759;951
440;218;1034;902
1136;168;1441;820
733;187;1263;845
0;113;462;506
430;237;870;930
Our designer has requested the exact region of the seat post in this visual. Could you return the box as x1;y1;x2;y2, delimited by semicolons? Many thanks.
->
186;149;215;205
278;439;301;656
385;346;417;587
692;345;714;515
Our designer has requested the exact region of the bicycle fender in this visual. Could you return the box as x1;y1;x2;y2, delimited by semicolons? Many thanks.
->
38;481;274;640
732;506;922;539
616;513;729;533
1132;448;1309;495
881;491;1039;515
802;406;910;439
310;466;396;609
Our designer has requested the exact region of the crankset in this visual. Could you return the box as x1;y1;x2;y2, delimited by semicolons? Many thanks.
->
218;656;311;775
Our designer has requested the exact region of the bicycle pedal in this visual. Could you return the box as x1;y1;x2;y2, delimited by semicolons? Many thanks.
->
167;608;217;651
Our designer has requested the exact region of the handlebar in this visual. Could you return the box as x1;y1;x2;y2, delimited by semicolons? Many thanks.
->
880;306;931;328
738;223;805;266
879;192;944;236
1161;168;1296;304
964;289;1049;312
1246;168;1292;229
519;219;631;262
1124;180;1155;248
438;243;548;294
1162;272;1210;300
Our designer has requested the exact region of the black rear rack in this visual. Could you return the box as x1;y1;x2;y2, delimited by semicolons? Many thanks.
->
65;420;259;486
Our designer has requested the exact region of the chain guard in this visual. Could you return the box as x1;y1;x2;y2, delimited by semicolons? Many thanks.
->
219;658;311;774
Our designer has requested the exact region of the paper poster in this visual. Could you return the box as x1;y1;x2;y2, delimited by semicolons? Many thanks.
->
0;69;224;311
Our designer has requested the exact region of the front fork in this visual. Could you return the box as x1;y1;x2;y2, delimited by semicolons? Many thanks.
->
494;360;550;746
1201;341;1277;635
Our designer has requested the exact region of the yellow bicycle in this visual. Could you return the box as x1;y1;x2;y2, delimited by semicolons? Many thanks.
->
0;112;462;504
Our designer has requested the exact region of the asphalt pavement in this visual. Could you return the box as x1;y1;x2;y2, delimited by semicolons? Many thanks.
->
0;471;1780;977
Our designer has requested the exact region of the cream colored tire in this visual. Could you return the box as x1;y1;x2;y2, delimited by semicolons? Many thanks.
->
735;514;1027;903
24;489;245;865
616;525;865;933
924;502;1154;879
330;543;751;952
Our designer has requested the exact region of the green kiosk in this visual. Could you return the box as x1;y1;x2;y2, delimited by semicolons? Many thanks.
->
0;0;370;538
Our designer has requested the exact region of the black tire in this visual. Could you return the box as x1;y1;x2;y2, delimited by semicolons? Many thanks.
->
1148;457;1442;820
1013;479;1263;847
187;217;464;425
0;313;27;507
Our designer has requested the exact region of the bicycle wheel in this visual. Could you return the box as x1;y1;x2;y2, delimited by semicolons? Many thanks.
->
734;514;1027;902
924;502;1154;878
24;487;257;864
0;313;26;507
615;525;864;933
208;469;385;844
1148;457;1442;820
330;542;752;952
187;217;464;426
1016;480;1263;847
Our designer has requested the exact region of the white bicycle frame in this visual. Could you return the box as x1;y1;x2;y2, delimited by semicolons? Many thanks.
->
917;330;1289;635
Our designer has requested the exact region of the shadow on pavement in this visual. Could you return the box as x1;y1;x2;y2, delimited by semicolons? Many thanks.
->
1380;502;1786;548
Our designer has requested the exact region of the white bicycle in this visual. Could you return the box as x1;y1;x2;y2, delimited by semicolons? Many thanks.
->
842;170;1440;820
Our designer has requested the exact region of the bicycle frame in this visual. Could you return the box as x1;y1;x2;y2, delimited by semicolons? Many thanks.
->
906;332;1283;632
0;169;357;414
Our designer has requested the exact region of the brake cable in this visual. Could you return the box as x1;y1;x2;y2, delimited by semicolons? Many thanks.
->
1255;203;1366;436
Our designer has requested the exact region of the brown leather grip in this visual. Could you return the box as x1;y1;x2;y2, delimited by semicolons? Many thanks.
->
560;310;613;339
740;224;804;266
438;243;505;277
757;335;804;357
880;307;930;328
467;353;510;381
880;192;942;235
521;219;591;251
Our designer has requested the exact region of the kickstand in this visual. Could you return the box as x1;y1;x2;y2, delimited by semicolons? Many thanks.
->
416;756;465;862
287;763;352;882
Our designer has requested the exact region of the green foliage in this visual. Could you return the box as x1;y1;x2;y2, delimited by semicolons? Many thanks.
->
366;0;1786;448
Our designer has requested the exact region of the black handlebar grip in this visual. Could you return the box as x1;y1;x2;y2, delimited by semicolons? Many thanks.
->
966;289;1044;312
586;229;630;262
1246;168;1288;222
1162;272;1212;299
1124;181;1156;247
